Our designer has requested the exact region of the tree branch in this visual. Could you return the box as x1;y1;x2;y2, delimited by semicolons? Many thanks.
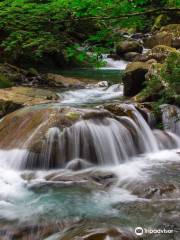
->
63;7;180;21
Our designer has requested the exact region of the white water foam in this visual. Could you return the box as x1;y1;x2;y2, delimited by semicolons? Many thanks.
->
60;84;123;106
101;54;128;70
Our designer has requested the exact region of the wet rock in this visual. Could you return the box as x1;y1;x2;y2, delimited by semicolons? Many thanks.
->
0;99;22;118
46;73;85;88
138;183;178;200
104;102;152;124
0;63;89;89
58;223;138;240
134;45;177;63
96;81;109;88
124;52;141;61
160;104;180;136
116;40;143;55
133;62;163;103
104;103;135;117
66;158;93;171
29;169;118;192
0;222;69;240
107;54;121;60
0;106;113;168
122;60;156;97
0;87;59;110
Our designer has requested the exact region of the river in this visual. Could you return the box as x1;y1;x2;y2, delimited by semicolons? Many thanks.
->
0;57;180;240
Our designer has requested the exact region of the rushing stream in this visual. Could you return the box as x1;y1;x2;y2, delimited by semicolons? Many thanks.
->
0;67;180;239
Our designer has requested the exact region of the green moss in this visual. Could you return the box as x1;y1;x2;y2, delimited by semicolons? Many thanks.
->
138;51;180;106
65;112;80;121
0;74;12;88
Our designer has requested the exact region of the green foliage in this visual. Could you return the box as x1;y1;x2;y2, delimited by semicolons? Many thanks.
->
141;51;180;105
161;52;180;95
0;75;12;88
0;0;179;67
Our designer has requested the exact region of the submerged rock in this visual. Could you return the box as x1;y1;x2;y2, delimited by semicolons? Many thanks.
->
0;221;138;240
65;158;93;171
57;222;137;240
28;169;118;192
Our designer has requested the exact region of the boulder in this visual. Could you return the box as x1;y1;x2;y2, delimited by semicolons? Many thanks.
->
116;40;143;56
134;45;177;63
0;86;59;109
65;158;93;171
144;24;180;49
124;52;141;61
0;63;45;87
0;63;87;89
0;100;22;119
0;106;112;168
133;62;163;102
122;60;156;97
46;73;85;88
59;223;137;240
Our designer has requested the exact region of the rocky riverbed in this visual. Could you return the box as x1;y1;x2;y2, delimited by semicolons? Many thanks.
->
0;23;179;240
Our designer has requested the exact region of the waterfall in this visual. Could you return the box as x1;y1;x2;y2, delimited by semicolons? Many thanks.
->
0;104;179;170
154;130;180;149
101;54;128;70
13;106;178;169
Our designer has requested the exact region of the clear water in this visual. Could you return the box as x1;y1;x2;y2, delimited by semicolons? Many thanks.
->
57;69;124;84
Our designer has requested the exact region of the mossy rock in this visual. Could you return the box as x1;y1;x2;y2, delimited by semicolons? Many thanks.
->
151;14;168;32
144;24;180;49
46;73;85;88
0;74;12;88
116;40;143;56
65;111;81;121
135;45;177;63
122;60;156;97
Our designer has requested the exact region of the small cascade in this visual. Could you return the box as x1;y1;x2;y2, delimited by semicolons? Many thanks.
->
19;106;179;169
102;54;129;70
154;129;180;150
20;117;139;169
60;84;123;106
161;104;180;136
0;103;180;170
118;104;159;152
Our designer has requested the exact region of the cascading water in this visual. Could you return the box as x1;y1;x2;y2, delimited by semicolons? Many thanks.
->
2;103;178;170
60;84;124;106
161;104;180;135
101;54;129;70
0;83;180;239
